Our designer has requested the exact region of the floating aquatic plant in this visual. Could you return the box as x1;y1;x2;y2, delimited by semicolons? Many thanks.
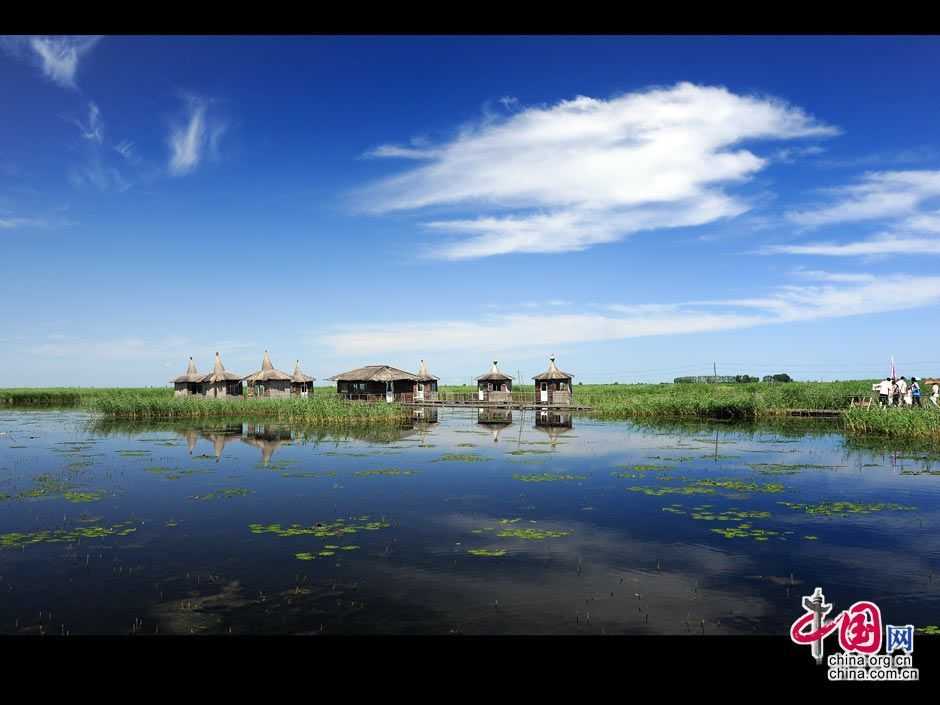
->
468;548;506;557
0;522;137;549
778;501;916;516
249;519;390;538
190;488;253;501
352;469;418;477
434;454;489;463
711;523;784;541
513;473;585;482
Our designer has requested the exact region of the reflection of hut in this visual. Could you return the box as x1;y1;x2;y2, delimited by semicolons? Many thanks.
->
204;432;240;462
412;407;439;424
415;360;439;401
478;407;512;441
291;360;315;397
534;410;573;446
533;356;573;406
328;365;419;402
476;361;513;402
171;357;205;397
181;429;199;454
240;423;293;466
204;352;244;399
243;351;292;398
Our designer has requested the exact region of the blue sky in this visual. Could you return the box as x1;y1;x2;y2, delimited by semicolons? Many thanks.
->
3;35;940;386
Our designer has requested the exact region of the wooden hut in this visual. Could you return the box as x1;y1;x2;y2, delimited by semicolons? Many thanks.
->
415;360;439;401
203;352;243;399
328;365;420;402
532;356;574;406
290;360;315;398
243;351;292;398
171;357;205;397
476;360;513;402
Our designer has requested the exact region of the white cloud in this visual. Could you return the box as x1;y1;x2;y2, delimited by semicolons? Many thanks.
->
0;36;102;89
0;216;48;229
74;102;103;143
355;82;837;259
766;237;940;257
167;96;225;176
323;272;940;356
786;170;940;227
113;140;137;162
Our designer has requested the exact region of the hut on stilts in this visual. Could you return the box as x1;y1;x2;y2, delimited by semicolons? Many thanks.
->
532;356;574;406
203;352;243;399
476;361;513;402
171;357;206;397
243;351;292;398
290;360;315;398
328;365;420;403
415;360;439;401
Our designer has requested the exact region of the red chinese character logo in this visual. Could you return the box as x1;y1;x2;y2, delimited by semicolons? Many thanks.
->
838;601;882;654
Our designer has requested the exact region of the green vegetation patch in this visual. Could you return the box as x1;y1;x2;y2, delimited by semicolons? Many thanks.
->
916;625;940;635
190;488;253;501
691;509;772;521
352;469;418;477
513;473;586;482
0;522;137;549
249;519;390;538
497;527;571;540
711;523;784;541
63;490;105;503
629;486;716;496
778;501;917;516
692;479;785;494
468;548;507;557
434;454;489;463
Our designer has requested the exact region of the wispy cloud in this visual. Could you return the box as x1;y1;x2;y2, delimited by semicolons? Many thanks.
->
74;102;103;143
113;140;138;163
786;170;940;227
168;96;226;176
354;82;838;259
323;272;940;356
0;216;48;230
0;35;102;89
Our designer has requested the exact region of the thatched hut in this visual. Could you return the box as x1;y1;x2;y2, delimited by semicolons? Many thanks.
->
290;360;315;398
171;357;206;397
478;407;512;442
415;360;439;401
243;351;292;398
476;360;513;402
328;365;419;402
534;410;573;446
533;356;574;406
203;352;243;399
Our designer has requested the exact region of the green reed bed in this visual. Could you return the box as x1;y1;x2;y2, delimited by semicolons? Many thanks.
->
842;406;940;440
91;393;408;425
0;387;169;407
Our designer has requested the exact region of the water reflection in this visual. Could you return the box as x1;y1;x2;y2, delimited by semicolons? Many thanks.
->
2;407;939;635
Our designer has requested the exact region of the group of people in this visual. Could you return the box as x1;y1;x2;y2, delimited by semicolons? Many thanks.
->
877;376;940;408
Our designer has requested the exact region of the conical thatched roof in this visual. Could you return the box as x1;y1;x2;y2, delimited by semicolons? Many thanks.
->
291;360;315;384
243;351;292;383
328;365;419;382
204;352;242;383
416;359;438;382
171;357;205;384
533;356;574;381
476;360;512;382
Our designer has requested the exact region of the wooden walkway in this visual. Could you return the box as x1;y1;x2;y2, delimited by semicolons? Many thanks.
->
403;400;593;411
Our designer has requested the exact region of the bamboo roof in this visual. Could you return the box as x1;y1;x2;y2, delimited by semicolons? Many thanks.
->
328;365;419;383
171;357;206;384
533;357;574;381
416;359;439;382
476;360;512;382
243;351;292;383
291;360;315;384
204;352;242;383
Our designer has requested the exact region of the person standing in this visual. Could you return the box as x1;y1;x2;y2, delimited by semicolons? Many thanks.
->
898;376;910;406
932;382;940;408
888;378;898;407
878;377;892;407
911;377;921;407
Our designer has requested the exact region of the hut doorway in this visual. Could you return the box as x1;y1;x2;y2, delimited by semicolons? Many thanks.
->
386;382;394;403
416;383;424;401
540;382;548;402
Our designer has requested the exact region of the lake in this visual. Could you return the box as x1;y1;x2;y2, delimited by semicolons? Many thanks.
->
1;407;938;635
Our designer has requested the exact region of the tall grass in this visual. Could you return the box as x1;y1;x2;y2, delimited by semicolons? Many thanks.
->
842;405;940;440
0;386;408;425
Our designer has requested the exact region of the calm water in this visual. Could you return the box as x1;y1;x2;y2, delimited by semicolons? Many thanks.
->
1;407;939;635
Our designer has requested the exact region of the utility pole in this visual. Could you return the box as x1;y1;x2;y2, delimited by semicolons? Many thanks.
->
713;362;717;378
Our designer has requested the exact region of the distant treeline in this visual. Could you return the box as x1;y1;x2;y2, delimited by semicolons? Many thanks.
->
673;374;792;384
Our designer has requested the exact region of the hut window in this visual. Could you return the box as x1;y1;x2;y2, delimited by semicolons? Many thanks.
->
560;382;568;391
